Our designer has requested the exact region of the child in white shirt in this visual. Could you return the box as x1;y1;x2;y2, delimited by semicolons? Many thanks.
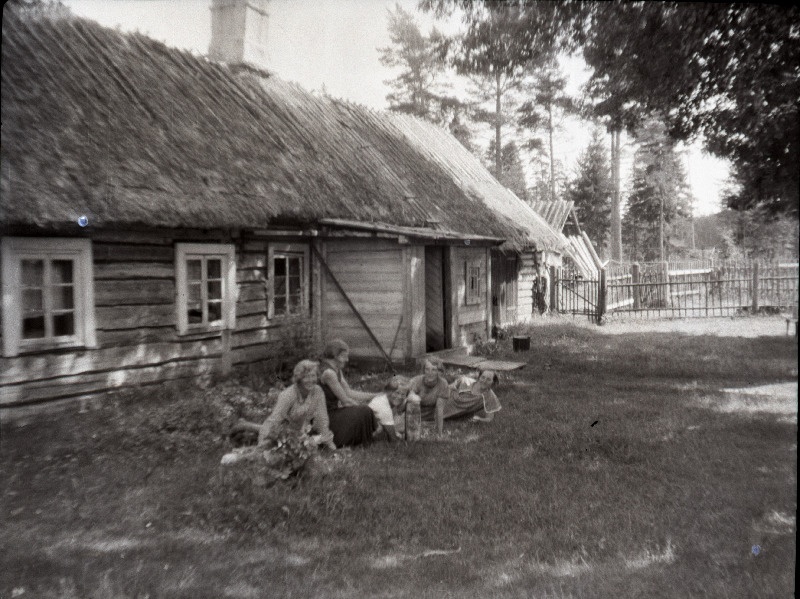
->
368;375;412;441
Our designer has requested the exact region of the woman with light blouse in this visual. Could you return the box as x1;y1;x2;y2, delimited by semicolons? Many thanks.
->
253;359;336;450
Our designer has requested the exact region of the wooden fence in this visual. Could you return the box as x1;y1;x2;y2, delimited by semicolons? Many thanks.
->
553;260;799;322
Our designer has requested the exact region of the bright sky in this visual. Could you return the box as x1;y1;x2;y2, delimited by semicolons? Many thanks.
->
64;0;729;215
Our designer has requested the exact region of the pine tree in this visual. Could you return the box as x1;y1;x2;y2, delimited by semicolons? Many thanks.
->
518;61;576;202
486;140;528;200
379;4;474;150
624;119;691;262
450;3;540;180
567;129;611;251
378;4;447;122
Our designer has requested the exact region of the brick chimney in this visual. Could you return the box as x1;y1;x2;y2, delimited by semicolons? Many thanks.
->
209;0;270;70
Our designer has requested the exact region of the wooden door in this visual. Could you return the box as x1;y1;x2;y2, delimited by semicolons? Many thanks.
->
491;252;519;327
424;246;447;351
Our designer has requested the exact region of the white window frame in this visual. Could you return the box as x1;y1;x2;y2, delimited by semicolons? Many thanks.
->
1;237;96;357
268;243;310;319
175;243;236;334
465;261;483;306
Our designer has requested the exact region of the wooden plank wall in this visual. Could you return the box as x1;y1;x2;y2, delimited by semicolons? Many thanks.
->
517;252;537;322
491;251;520;327
516;250;562;321
407;245;426;358
0;231;315;412
322;239;407;360
450;246;490;347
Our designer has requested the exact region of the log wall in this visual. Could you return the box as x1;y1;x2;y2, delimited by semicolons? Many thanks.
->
230;237;315;367
0;230;316;415
1;231;509;416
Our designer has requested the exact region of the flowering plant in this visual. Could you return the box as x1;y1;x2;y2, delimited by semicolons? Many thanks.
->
263;424;318;480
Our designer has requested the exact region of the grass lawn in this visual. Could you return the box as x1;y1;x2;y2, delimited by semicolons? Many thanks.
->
2;318;796;598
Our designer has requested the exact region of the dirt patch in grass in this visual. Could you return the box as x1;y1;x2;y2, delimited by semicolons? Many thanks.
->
700;382;798;424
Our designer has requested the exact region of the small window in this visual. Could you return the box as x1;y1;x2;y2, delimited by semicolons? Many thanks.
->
1;237;96;357
269;244;309;318
465;262;482;305
175;243;236;334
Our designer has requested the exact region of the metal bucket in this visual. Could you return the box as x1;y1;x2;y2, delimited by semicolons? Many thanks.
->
512;336;531;352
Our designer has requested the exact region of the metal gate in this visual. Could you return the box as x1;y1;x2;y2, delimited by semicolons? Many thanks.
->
554;266;603;322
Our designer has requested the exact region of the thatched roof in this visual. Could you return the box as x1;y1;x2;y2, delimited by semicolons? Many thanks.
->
1;10;540;251
389;115;567;252
528;199;574;233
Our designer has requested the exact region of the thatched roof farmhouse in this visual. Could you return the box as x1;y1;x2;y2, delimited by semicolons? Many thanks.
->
0;3;566;415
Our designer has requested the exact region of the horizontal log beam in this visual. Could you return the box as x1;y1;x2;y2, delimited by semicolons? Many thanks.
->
1;357;220;406
1;339;222;385
95;279;174;306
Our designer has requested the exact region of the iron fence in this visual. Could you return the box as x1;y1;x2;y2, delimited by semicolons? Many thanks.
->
552;260;799;322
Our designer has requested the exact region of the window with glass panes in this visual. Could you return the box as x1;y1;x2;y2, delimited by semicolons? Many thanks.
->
273;252;304;316
185;255;224;326
174;243;235;335
1;237;96;357
21;257;77;340
465;263;482;305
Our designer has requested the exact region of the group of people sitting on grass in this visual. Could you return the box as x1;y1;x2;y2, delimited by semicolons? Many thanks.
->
234;338;501;451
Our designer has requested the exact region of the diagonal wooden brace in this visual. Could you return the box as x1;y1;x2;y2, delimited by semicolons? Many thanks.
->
311;243;395;373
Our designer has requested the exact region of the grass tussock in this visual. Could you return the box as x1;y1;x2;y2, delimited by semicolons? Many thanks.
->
1;320;796;598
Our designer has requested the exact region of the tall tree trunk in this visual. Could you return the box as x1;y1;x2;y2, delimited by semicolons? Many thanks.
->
495;71;502;180
548;101;555;201
659;195;665;262
610;128;623;261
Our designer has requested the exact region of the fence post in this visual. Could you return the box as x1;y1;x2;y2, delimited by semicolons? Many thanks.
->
597;268;607;324
752;261;759;313
632;262;640;310
550;265;558;314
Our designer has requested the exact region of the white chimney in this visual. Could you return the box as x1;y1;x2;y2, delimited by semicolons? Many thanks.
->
209;0;270;70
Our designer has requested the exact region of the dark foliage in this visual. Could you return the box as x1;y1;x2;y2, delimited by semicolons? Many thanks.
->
567;128;611;250
424;1;800;215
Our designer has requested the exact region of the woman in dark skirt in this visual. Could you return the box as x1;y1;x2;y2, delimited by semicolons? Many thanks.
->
318;339;376;448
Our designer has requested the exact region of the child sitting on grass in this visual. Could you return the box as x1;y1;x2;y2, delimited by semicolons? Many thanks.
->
368;375;412;441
